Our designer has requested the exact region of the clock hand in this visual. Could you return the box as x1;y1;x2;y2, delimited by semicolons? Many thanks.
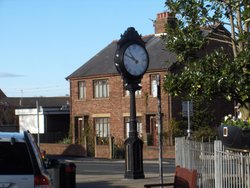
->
125;54;138;64
127;49;139;64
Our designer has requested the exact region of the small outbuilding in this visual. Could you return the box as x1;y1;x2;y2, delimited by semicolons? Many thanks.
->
0;96;70;143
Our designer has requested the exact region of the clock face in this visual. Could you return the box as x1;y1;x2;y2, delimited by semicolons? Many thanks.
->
123;44;149;76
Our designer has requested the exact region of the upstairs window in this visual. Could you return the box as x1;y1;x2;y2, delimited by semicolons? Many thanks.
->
150;74;158;97
78;81;86;100
93;79;109;98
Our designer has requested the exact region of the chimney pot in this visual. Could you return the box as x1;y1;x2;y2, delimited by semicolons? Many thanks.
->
154;12;175;34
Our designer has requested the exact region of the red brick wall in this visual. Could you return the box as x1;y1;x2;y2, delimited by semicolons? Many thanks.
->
95;145;111;159
40;143;175;159
143;146;175;159
40;143;86;157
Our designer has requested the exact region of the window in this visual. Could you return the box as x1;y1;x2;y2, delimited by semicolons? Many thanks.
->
124;117;142;138
150;74;158;97
93;79;109;98
0;142;33;174
95;117;110;145
78;81;86;100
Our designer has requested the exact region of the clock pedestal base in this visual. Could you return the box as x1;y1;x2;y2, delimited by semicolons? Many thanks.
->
124;136;145;179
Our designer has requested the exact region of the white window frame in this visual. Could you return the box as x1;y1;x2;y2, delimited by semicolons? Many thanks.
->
95;117;110;138
151;74;158;97
125;117;142;138
93;79;109;98
78;81;86;100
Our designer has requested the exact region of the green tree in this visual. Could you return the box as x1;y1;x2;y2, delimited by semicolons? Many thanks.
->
163;0;250;121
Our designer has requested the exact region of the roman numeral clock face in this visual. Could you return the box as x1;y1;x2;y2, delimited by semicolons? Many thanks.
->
123;44;149;77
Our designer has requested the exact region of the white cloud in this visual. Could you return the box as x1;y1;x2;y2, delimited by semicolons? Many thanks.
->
0;72;24;78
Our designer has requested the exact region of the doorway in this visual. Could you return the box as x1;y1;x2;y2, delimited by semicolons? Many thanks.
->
146;114;157;146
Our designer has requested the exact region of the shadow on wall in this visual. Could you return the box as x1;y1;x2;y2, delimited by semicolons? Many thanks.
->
40;144;86;157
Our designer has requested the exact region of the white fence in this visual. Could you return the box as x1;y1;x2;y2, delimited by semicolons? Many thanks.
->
175;137;250;188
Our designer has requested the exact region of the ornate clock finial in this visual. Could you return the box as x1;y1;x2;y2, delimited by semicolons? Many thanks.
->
118;27;145;48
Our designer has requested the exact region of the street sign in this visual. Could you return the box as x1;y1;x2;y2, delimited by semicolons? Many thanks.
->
182;101;193;117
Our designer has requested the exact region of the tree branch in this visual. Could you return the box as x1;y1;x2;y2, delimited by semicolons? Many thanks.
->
207;37;233;46
228;5;238;57
236;2;243;51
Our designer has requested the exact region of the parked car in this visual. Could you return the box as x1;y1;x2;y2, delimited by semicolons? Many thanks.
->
0;131;52;188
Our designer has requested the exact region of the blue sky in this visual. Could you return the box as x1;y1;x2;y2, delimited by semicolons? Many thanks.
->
0;0;166;97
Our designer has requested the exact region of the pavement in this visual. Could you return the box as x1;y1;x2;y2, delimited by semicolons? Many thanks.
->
58;157;175;188
76;173;174;188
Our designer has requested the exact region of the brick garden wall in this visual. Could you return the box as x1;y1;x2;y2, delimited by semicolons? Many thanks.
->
40;143;87;157
95;145;111;158
143;146;175;159
40;143;174;159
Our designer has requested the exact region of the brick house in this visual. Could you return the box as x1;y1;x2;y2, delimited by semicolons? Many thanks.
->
67;12;234;159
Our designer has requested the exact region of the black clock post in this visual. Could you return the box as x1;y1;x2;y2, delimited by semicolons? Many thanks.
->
114;27;149;179
123;79;145;179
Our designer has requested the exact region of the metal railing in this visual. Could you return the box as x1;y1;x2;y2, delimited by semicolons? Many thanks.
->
175;137;250;188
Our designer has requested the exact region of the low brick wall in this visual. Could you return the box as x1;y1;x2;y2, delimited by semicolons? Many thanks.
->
40;143;175;159
95;145;111;158
143;146;175;159
40;143;87;157
94;144;175;159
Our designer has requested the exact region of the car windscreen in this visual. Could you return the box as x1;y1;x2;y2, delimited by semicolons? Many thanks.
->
0;142;33;174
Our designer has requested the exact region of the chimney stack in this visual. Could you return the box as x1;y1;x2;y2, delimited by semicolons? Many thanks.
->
154;12;176;34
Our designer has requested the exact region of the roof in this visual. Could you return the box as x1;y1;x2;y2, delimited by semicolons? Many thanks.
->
66;34;176;79
0;97;70;108
66;23;232;80
0;89;7;99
